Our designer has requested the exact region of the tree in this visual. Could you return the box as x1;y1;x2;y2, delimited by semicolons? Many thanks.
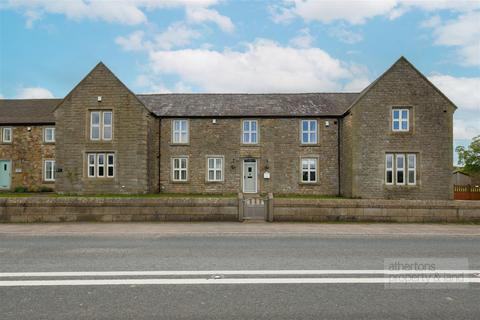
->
456;135;480;174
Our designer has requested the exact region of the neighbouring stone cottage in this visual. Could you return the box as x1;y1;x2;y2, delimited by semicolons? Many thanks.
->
0;57;456;199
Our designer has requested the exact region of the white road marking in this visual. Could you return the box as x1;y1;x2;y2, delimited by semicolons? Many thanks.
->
0;270;478;277
0;277;478;287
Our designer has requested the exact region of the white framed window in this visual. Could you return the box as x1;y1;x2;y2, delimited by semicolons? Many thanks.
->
172;157;188;181
2;127;12;143
90;111;113;141
103;111;112;140
301;158;317;183
392;108;409;131
97;154;105;177
207;157;223;182
87;153;115;178
172;119;189;144
301;120;317;144
44;127;55;143
386;153;417;186
88;154;96;177
44;160;55;182
385;154;394;185
90;111;100;140
242;120;258;144
407;153;416;185
107;153;115;177
395;154;405;185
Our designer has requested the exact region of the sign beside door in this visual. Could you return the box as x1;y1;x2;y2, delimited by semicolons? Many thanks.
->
243;159;257;193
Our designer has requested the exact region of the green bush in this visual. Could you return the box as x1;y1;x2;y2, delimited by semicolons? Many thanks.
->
14;186;28;193
38;187;54;192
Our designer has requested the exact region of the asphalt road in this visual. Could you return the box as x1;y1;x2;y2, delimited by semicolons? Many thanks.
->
0;223;479;319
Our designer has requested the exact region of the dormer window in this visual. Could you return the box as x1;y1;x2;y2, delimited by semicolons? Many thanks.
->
392;108;409;132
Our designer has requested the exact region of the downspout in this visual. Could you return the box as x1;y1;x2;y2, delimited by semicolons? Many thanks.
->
158;117;161;193
337;117;341;196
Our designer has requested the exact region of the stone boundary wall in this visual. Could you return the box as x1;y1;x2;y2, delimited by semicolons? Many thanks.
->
273;199;480;223
0;197;479;223
0;198;239;223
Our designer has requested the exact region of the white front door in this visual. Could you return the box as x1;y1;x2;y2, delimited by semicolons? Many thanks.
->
243;159;257;193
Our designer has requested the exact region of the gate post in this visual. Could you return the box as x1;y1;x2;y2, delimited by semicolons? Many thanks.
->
238;193;244;222
267;193;274;222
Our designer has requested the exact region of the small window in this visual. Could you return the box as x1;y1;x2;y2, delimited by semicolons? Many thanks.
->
90;112;100;140
44;127;55;143
242;120;258;144
207;157;223;182
97;154;105;177
44;160;55;182
172;157;188;181
395;154;405;185
301;158;317;183
107;153;115;177
2;127;12;143
87;153;114;178
90;111;112;141
88;154;96;177
103;111;112;140
301;120;317;144
392;108;409;132
407;154;416;185
172;120;189;144
385;154;393;185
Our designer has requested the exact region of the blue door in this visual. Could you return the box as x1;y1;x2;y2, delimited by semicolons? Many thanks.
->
0;160;11;190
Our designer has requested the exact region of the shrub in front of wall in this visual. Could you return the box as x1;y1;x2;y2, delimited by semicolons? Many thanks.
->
38;187;54;193
14;186;29;193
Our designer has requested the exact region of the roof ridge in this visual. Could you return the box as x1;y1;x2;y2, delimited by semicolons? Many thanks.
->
136;92;360;96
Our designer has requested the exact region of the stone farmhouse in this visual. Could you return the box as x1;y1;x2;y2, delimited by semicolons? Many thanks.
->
0;57;456;199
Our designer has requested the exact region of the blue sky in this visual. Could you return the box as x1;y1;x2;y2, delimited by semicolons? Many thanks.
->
0;0;479;163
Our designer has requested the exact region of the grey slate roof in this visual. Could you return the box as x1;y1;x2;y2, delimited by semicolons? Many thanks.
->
137;93;359;117
0;99;61;124
0;93;360;124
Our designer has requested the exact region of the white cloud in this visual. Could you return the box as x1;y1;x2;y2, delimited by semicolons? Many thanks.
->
424;11;480;66
186;7;234;32
273;0;479;25
4;0;233;31
116;22;201;52
16;87;54;99
289;28;313;48
429;74;480;111
115;30;147;52
273;0;398;25
146;39;367;93
154;22;201;49
429;73;480;142
328;24;363;44
454;118;480;140
5;0;147;25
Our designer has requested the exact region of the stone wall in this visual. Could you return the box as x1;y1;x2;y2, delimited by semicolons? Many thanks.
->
0;197;238;222
159;117;339;195
0;125;55;191
1;197;478;223
273;198;480;222
342;58;454;200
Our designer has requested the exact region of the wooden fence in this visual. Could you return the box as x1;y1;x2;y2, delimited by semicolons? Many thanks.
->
454;185;480;200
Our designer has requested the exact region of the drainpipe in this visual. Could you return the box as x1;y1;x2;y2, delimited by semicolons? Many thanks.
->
158;117;161;193
337;117;341;197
